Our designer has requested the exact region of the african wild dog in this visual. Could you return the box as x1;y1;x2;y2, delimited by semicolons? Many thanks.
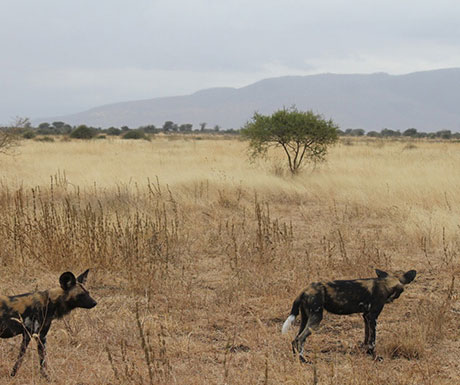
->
0;269;97;378
281;269;416;361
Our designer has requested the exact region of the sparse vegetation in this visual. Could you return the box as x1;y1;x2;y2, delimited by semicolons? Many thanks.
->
35;136;55;142
0;136;458;384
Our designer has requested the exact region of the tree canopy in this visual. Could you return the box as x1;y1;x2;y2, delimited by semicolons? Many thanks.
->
241;107;339;173
70;125;96;139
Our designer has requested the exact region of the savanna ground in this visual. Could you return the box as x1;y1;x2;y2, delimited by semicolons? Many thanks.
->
0;135;459;384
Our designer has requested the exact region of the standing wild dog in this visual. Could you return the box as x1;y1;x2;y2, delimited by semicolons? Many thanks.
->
282;269;416;361
0;269;97;378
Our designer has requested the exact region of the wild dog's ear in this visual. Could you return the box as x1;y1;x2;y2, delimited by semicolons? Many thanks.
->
77;269;90;284
60;272;77;291
375;269;389;278
400;270;417;284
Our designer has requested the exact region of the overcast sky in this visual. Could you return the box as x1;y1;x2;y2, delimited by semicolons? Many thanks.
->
1;0;460;125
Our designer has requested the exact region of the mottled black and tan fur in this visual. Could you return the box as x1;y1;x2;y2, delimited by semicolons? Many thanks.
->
282;269;416;361
0;270;97;378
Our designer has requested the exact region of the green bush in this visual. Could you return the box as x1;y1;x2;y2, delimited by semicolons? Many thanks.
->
70;125;96;139
122;130;146;140
106;127;121;136
23;130;36;139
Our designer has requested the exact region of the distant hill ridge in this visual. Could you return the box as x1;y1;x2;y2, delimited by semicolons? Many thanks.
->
38;68;460;131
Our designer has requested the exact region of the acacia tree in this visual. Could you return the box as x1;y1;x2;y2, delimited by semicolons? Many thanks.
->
0;117;30;155
241;107;339;174
0;129;19;154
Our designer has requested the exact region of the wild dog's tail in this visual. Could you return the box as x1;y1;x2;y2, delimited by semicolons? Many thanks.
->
281;295;301;334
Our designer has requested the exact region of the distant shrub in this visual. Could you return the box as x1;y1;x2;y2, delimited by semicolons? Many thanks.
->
140;125;157;134
436;130;452;140
403;128;418;137
96;135;106;140
70;125;96;139
22;130;36;139
122;130;146;140
350;128;365;136
381;128;401;137
106;127;121;136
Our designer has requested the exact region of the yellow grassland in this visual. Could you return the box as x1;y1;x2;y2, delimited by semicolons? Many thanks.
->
0;136;458;384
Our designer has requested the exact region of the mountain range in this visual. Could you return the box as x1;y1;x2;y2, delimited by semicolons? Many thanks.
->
39;68;460;132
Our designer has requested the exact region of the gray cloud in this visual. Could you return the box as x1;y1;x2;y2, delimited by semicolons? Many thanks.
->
1;0;460;123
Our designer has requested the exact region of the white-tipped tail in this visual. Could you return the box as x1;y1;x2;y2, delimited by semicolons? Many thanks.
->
281;314;296;334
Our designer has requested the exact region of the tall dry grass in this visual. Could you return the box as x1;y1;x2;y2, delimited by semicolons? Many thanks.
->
0;136;458;384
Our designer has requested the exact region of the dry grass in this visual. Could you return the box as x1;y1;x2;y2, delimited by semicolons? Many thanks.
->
0;136;459;384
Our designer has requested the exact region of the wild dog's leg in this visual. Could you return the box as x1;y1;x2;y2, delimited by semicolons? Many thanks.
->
292;307;308;355
11;333;31;377
37;336;49;379
365;313;378;357
293;289;325;362
362;312;371;347
294;309;323;362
